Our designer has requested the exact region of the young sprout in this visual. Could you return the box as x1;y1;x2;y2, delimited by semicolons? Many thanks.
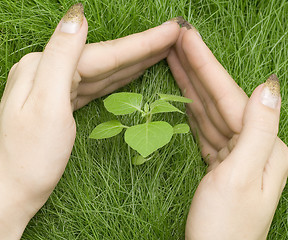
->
89;92;192;165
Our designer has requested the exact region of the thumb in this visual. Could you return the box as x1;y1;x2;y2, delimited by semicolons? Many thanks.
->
229;74;281;176
28;3;88;106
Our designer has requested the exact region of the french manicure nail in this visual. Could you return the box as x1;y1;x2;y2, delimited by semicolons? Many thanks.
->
261;74;280;109
60;3;84;34
162;20;173;25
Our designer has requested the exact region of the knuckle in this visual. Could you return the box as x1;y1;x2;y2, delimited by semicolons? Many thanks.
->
110;52;120;69
18;52;41;68
7;62;18;80
247;117;279;136
15;52;42;76
96;40;122;70
6;53;41;86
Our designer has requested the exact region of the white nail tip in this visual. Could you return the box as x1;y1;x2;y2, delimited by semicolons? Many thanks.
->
261;74;280;109
261;86;279;109
162;21;173;25
60;22;81;34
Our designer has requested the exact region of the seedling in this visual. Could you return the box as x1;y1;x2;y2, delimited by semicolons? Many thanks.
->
89;92;192;165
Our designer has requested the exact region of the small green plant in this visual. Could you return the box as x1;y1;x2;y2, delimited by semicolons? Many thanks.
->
89;92;192;165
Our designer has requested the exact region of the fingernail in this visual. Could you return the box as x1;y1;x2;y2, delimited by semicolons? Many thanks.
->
162;20;173;25
170;16;186;25
182;21;194;30
163;16;193;29
161;17;181;25
165;16;202;38
60;3;84;34
261;74;280;109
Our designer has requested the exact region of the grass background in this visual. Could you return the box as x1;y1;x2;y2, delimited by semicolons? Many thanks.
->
0;0;288;239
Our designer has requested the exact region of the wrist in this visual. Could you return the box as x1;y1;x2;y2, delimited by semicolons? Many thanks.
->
0;180;38;240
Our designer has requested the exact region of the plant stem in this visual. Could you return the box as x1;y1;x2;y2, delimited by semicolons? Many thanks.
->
145;113;152;123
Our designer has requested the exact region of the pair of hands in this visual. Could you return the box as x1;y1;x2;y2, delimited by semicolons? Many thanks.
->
0;5;287;239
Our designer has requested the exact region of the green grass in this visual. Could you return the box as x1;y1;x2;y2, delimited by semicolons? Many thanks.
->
1;0;288;239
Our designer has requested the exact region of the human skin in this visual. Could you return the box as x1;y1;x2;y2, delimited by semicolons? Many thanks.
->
167;26;288;240
1;5;287;240
0;4;180;239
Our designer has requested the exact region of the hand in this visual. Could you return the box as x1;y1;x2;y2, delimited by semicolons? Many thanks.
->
0;4;88;239
0;4;180;239
8;22;181;112
168;26;288;239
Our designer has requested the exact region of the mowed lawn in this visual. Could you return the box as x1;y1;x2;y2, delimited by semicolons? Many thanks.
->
0;0;288;239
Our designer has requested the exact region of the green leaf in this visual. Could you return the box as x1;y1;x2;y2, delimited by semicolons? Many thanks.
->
144;102;149;113
124;121;173;158
158;93;193;103
89;120;125;139
173;123;190;134
132;155;148;165
104;92;143;115
150;100;183;114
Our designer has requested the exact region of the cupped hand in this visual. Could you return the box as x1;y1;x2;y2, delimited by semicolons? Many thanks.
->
8;21;180;112
0;5;88;238
0;4;180;238
168;26;288;239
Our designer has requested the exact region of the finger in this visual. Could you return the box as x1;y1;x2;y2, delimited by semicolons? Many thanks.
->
27;4;88;108
217;135;239;163
77;50;168;96
77;22;180;81
186;108;218;162
174;28;212;105
188;112;220;173
73;71;144;110
1;53;41;110
228;75;280;178
167;44;195;96
77;70;144;97
168;47;229;150
181;29;248;133
171;29;233;139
